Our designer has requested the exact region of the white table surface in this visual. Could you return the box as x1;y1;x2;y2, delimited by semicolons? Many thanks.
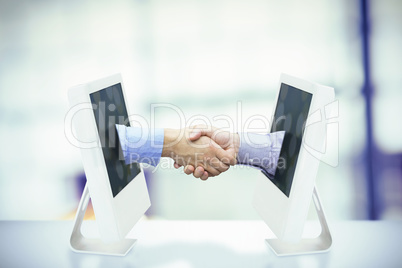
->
0;220;401;268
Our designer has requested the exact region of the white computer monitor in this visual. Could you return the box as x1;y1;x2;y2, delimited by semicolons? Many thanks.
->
67;74;150;255
253;73;334;255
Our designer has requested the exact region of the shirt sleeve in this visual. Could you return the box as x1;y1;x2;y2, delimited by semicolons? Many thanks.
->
236;131;285;177
115;124;164;166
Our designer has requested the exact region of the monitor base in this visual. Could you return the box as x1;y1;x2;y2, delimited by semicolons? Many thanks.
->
70;184;136;256
266;187;332;256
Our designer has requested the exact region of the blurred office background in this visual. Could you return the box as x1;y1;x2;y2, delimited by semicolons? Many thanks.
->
0;0;401;221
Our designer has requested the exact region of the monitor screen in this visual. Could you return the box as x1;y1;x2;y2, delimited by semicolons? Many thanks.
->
269;83;312;197
90;83;141;197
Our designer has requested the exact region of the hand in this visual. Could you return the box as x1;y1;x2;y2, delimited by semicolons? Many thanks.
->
162;128;232;180
174;125;240;180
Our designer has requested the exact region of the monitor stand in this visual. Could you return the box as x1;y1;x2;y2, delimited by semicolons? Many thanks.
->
70;184;136;256
266;186;332;256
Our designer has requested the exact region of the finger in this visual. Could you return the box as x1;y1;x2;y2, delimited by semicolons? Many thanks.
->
189;124;208;130
184;165;195;175
215;148;236;166
189;125;215;140
188;129;202;141
204;164;221;177
208;139;236;165
200;171;209;181
193;166;205;178
174;162;182;169
207;156;230;172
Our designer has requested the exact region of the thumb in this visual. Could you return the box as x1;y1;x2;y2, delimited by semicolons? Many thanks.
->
189;127;215;141
211;139;236;166
215;148;236;166
188;129;202;141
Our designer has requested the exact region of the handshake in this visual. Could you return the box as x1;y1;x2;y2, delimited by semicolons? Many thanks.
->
116;124;285;180
161;126;240;181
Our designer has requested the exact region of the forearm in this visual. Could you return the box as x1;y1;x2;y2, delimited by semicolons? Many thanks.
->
161;128;181;158
236;131;285;176
116;125;164;166
116;126;204;167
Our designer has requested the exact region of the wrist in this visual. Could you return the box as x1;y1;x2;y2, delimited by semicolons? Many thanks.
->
233;133;240;162
161;128;180;157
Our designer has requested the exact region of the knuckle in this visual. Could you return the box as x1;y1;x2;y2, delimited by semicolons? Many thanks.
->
222;164;229;172
210;169;220;176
